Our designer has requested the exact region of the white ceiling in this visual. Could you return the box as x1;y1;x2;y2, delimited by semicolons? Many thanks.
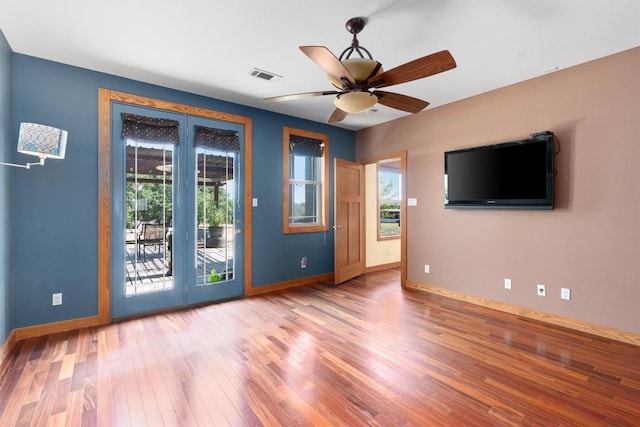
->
1;0;638;131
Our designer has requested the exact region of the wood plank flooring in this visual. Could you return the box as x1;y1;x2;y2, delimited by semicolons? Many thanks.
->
1;269;639;426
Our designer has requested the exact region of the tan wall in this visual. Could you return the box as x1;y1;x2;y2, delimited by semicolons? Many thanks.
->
356;47;640;334
365;163;401;267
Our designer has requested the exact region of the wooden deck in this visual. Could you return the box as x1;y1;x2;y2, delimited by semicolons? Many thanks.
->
125;243;234;295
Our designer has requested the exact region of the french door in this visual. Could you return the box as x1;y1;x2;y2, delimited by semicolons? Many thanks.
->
186;115;244;305
111;103;244;318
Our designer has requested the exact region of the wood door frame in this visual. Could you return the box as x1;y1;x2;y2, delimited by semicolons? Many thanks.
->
358;151;407;285
97;89;253;324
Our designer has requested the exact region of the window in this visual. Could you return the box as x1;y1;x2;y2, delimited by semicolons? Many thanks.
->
283;127;329;233
378;159;401;240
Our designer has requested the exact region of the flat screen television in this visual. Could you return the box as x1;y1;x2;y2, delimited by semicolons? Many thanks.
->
444;131;554;209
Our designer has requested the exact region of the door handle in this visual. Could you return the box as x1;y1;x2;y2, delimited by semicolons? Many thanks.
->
332;224;343;230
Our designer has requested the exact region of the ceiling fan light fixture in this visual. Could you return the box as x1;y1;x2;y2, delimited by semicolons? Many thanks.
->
327;58;383;88
334;91;378;114
265;16;456;124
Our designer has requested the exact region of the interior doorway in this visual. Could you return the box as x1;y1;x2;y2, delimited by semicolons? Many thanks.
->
361;151;407;283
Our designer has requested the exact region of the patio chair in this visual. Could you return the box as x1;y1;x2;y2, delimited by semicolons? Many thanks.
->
138;223;165;259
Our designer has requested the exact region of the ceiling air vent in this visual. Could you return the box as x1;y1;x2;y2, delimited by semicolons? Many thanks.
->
250;68;282;82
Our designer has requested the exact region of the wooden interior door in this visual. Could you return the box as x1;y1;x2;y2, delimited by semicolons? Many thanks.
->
334;159;365;284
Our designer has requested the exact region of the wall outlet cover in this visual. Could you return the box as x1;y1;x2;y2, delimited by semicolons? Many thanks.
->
52;293;63;306
536;284;546;296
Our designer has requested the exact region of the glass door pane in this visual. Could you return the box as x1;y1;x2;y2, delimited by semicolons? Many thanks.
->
125;140;174;295
195;147;235;285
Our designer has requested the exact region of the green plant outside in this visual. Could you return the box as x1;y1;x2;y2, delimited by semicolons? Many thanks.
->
126;179;172;228
197;185;232;227
125;176;233;228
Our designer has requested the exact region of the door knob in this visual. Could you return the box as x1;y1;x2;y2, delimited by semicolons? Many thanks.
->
332;224;343;230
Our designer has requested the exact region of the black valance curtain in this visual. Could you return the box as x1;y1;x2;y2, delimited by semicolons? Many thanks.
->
121;113;180;144
194;126;240;152
289;135;323;157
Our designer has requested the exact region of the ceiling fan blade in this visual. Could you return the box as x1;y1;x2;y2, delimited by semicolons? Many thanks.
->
264;90;338;103
373;91;430;113
328;108;348;123
368;50;456;89
300;46;356;86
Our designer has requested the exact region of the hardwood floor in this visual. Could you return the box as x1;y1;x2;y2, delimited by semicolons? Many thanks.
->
1;269;639;426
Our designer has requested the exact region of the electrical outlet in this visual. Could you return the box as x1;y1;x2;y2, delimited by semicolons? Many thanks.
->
424;264;430;273
536;284;546;296
561;288;571;300
504;278;512;290
52;293;63;306
301;256;307;269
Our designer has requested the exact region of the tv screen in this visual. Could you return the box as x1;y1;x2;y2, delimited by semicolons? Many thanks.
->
444;131;554;209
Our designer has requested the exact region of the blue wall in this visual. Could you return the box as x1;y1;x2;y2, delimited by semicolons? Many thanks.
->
0;30;12;344
10;54;355;328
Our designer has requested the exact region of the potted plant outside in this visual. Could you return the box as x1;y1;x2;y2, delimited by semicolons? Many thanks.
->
206;207;226;248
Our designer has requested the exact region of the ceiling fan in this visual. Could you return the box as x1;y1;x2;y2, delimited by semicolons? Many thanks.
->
264;17;457;123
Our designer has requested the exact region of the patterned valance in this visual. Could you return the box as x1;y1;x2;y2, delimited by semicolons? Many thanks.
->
121;113;180;144
194;126;240;152
290;135;323;157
